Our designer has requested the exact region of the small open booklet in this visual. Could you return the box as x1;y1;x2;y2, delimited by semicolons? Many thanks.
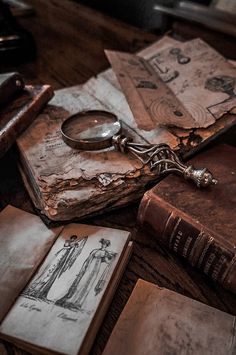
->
0;206;132;355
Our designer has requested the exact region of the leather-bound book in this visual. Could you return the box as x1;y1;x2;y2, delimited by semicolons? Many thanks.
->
137;144;236;293
0;84;53;158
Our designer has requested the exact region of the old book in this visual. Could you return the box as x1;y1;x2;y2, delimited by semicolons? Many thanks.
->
0;205;61;323
16;37;236;221
103;279;236;355
0;221;132;355
0;84;53;158
138;144;236;293
0;72;24;108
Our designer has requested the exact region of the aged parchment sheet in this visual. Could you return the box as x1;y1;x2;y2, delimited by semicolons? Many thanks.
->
107;39;236;129
147;38;236;127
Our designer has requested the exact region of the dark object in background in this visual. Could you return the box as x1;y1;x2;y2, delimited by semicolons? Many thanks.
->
78;0;172;30
77;0;211;30
154;1;236;38
0;72;24;107
3;0;35;17
0;1;36;64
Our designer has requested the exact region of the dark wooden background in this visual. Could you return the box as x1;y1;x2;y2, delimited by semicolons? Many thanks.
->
1;1;236;354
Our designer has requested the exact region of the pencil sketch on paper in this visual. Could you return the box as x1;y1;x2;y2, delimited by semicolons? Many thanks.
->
55;238;117;311
23;235;88;301
169;47;191;65
22;236;117;312
205;75;236;117
147;52;179;83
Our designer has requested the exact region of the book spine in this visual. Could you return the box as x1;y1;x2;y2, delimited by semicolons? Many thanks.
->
138;191;236;293
0;85;54;158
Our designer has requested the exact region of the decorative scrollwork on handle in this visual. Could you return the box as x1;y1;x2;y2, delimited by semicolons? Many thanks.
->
112;135;217;188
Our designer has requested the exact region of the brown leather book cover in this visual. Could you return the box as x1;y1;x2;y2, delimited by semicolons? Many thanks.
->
0;72;25;108
0;84;53;158
103;279;236;355
138;144;236;293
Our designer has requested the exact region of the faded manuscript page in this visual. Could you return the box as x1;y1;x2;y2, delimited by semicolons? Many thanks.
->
107;38;236;129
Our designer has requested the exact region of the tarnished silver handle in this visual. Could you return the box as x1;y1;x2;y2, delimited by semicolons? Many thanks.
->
61;110;217;188
112;134;217;188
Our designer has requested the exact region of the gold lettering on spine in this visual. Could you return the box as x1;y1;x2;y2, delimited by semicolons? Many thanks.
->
189;231;204;264
183;236;192;257
204;253;216;274
212;255;227;281
197;235;214;268
173;230;182;252
169;217;181;249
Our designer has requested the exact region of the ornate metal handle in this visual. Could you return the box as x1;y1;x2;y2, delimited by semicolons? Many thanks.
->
112;134;217;188
61;110;217;188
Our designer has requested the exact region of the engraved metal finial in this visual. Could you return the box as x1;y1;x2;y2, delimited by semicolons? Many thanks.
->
112;134;217;188
183;166;218;187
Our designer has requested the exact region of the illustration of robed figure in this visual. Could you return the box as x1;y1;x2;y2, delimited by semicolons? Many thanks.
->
56;238;117;310
23;235;87;300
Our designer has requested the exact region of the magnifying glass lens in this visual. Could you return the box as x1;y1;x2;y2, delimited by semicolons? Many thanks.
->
63;112;120;142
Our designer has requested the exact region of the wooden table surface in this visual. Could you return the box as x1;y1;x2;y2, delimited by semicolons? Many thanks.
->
1;1;236;354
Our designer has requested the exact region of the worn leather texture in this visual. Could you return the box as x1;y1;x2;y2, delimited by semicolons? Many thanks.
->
0;85;53;158
138;144;236;293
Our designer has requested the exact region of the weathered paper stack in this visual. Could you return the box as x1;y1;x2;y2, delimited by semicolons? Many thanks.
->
17;37;236;221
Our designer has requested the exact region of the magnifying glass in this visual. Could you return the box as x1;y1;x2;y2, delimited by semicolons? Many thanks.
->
61;110;217;188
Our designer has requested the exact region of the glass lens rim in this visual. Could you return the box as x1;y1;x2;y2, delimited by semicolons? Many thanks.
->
61;110;122;150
